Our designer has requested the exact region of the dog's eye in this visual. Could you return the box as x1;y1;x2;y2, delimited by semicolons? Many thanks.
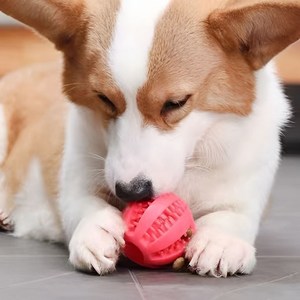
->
161;95;191;115
98;94;116;112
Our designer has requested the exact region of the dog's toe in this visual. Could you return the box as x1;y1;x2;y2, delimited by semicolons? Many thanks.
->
69;208;125;275
0;210;14;232
186;226;256;277
69;228;122;275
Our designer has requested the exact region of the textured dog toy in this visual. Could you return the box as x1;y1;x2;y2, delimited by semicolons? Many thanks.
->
122;193;196;268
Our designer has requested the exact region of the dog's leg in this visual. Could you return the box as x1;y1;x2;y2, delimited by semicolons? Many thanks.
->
0;176;13;232
0;104;13;233
59;105;125;275
185;159;278;277
61;169;125;276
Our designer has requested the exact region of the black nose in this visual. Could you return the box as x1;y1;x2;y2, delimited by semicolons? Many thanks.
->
115;178;153;202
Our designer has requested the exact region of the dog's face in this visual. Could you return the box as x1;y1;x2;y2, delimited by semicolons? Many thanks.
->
1;0;299;200
64;0;257;198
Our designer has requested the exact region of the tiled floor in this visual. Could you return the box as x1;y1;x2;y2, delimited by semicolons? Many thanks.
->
0;157;299;300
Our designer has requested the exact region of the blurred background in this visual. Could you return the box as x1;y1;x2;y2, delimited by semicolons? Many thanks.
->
0;13;299;154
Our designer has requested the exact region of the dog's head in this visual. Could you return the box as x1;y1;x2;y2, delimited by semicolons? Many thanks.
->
2;0;299;201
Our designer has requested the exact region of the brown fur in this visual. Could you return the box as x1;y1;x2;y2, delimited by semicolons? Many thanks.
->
0;0;123;213
137;0;300;130
62;0;126;126
207;2;300;70
0;0;85;48
138;0;254;130
0;63;67;213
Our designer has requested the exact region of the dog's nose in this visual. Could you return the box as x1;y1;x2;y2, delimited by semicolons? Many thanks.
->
115;178;153;202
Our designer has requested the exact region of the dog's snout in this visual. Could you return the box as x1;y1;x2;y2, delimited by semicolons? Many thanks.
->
115;178;153;202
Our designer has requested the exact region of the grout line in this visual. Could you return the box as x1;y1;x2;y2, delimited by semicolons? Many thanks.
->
256;256;300;258
0;255;68;258
0;271;75;289
128;270;148;300
211;272;299;300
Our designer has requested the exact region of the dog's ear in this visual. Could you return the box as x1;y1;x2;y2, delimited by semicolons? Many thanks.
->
0;0;83;49
206;2;300;70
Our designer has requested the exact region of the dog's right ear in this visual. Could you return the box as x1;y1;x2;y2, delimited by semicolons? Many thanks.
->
0;0;84;49
206;2;300;70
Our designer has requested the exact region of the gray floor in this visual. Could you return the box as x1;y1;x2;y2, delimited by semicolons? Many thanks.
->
0;157;299;300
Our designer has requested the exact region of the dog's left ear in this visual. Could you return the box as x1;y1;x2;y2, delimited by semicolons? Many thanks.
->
0;0;83;49
207;2;300;70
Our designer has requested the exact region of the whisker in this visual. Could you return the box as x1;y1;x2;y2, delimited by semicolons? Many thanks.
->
64;86;78;93
88;152;106;161
88;170;105;177
63;82;87;94
63;82;85;87
185;164;212;173
64;152;106;162
186;136;229;174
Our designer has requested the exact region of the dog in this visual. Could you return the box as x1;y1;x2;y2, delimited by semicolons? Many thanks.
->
0;0;299;277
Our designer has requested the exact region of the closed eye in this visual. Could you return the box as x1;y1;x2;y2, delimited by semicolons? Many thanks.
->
97;94;116;112
161;95;191;115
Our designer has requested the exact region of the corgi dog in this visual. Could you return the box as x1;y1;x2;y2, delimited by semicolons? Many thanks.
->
0;0;299;277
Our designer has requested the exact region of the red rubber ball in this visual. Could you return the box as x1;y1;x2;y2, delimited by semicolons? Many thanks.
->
122;193;196;268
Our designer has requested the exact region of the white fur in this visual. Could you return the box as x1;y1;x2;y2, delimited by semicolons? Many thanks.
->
105;61;289;276
94;2;288;277
108;0;170;97
59;104;125;274
2;2;291;278
177;63;290;275
0;171;12;230
60;1;172;273
105;109;219;193
59;104;108;241
178;63;289;232
11;159;64;242
69;206;125;275
186;226;256;277
106;0;206;192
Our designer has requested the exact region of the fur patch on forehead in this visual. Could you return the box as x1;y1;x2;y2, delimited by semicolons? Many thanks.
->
107;0;171;99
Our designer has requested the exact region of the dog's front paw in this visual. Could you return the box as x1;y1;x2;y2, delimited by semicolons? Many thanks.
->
0;209;14;232
69;207;125;275
186;226;256;277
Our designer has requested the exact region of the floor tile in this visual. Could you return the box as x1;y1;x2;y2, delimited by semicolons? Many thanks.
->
131;257;300;300
0;233;67;256
0;256;141;300
269;156;300;216
257;215;300;256
0;256;72;288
